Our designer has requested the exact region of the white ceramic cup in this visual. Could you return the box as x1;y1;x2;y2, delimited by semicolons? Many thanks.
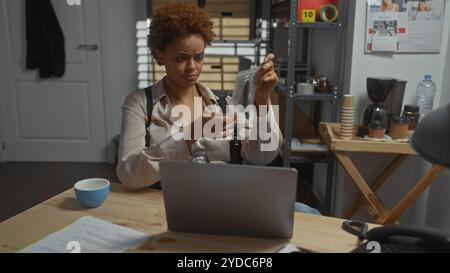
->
297;83;315;95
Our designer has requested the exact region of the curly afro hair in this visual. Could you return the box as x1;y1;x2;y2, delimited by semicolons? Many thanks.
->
149;3;215;57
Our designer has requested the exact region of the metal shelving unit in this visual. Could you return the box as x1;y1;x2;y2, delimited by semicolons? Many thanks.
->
277;83;335;101
295;22;343;28
269;0;346;215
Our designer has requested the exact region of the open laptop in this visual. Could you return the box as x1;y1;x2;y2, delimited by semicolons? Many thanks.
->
159;161;298;239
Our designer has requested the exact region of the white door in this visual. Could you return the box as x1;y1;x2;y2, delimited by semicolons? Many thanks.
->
0;0;106;162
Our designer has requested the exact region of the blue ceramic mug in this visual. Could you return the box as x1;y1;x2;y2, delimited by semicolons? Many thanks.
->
74;178;110;208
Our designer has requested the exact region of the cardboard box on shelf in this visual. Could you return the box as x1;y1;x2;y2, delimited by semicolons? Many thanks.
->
272;87;318;141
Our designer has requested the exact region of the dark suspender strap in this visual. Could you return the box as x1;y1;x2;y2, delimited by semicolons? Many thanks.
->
211;90;228;114
211;90;243;164
144;86;153;147
144;86;162;190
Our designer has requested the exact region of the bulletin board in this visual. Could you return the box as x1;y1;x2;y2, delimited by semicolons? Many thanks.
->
365;0;445;53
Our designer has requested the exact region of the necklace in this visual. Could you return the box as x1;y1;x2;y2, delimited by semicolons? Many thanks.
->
164;79;205;108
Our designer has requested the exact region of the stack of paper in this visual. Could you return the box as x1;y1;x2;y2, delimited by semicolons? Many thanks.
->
19;216;150;253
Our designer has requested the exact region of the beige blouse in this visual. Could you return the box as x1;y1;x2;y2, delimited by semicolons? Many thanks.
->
116;78;283;190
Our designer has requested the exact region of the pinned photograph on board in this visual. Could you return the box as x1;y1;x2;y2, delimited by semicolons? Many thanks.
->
373;20;398;36
408;0;442;21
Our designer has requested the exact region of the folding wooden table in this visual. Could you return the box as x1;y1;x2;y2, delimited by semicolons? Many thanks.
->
319;122;444;225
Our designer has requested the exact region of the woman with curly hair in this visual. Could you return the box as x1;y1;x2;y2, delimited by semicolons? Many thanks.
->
116;3;283;191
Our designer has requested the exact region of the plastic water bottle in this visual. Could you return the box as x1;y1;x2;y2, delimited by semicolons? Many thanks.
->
416;74;436;117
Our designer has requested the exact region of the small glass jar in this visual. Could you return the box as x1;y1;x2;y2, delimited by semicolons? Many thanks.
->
402;105;420;131
316;76;331;93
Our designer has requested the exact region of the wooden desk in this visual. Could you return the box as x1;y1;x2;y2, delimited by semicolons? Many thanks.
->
0;183;377;253
320;122;444;225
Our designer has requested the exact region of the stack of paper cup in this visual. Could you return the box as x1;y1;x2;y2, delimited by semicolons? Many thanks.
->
340;95;355;140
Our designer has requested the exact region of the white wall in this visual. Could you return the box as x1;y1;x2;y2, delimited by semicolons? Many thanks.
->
347;1;450;120
424;29;450;231
331;0;450;228
437;31;450;107
99;0;142;163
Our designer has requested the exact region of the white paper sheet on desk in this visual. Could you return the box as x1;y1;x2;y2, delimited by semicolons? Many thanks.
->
276;244;301;253
18;216;150;253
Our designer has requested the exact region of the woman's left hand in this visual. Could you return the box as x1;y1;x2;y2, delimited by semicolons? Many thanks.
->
254;53;278;106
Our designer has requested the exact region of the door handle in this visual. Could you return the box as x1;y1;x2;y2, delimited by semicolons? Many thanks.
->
76;44;99;51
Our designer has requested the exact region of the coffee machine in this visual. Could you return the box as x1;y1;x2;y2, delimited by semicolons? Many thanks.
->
358;77;407;137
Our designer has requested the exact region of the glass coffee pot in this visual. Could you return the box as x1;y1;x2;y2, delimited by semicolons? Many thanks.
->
359;105;389;138
361;106;389;138
362;105;389;129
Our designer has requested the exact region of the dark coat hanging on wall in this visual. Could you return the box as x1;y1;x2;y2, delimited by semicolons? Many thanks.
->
26;0;65;78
